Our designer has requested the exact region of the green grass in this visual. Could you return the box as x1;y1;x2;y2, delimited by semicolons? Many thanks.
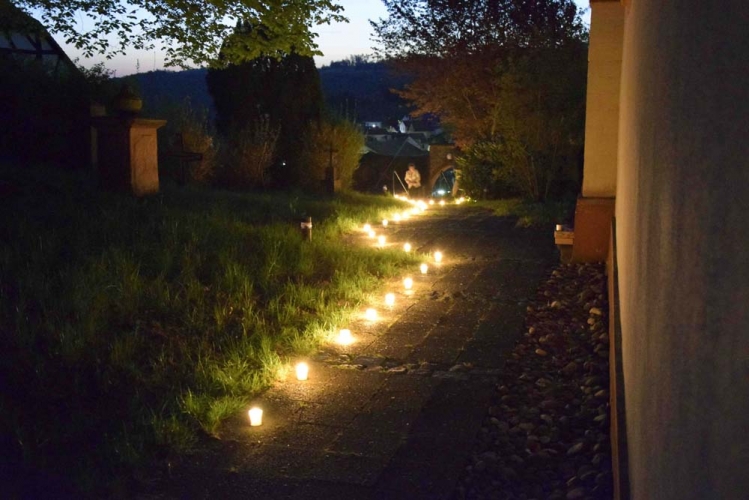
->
0;166;417;493
475;197;575;228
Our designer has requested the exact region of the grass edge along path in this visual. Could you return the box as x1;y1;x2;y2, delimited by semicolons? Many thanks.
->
0;168;422;495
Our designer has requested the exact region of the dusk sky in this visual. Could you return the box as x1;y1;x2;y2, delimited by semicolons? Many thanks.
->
59;0;590;76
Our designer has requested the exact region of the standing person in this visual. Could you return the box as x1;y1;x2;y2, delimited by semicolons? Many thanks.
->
405;163;421;198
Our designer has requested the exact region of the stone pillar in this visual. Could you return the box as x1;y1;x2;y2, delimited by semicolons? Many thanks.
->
571;0;624;262
92;117;166;196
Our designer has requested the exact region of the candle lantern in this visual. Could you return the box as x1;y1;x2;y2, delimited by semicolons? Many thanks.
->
404;277;413;290
295;362;309;381
420;263;428;274
434;251;443;263
404;243;412;252
337;329;354;345
382;219;389;227
363;223;372;232
249;407;263;426
378;235;386;247
385;293;395;307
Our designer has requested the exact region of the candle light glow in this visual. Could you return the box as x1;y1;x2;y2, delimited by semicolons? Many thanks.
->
336;329;354;345
378;235;386;247
363;223;371;232
403;243;412;252
434;251;443;263
403;277;413;290
295;362;309;381
420;263;428;274
385;293;395;307
249;407;263;426
365;308;378;321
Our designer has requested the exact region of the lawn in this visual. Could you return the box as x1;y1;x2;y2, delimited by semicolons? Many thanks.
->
0;166;418;493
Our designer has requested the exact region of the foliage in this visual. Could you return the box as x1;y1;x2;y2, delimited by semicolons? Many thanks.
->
0;56;88;167
372;0;588;201
11;0;346;67
476;197;576;228
216;116;280;189
0;165;416;493
297;117;365;192
168;99;217;184
207;26;325;188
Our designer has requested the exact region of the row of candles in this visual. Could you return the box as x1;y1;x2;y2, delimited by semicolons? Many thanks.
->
248;197;447;426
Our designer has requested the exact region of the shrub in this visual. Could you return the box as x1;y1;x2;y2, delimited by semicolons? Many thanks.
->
297;118;364;192
160;99;217;185
217;116;280;189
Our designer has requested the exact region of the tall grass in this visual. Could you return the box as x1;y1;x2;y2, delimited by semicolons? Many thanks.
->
0;166;415;493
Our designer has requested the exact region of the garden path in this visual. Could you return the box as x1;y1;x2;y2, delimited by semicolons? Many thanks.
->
147;203;555;499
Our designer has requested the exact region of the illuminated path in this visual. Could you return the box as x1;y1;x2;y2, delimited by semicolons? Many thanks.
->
150;204;555;499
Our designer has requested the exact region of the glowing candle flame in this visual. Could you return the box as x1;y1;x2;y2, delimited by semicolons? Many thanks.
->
295;362;309;381
434;251;443;263
382;219;389;227
403;277;413;290
403;243;412;252
429;199;435;205
249;407;263;426
420;263;428;274
393;213;401;222
363;223;371;232
439;200;446;206
385;293;395;307
377;235;386;247
336;329;354;345
368;229;376;239
365;308;378;321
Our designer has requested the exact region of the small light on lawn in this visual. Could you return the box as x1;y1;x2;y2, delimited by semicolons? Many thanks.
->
368;229;376;239
402;212;410;220
295;362;309;381
365;308;378;321
378;235;386;247
382;219;389;227
434;251;443;263
385;293;395;307
363;223;372;232
404;243;412;252
429;199;435;205
439;200;446;206
420;263;428;274
249;407;263;426
394;213;402;222
337;329;354;345
403;277;413;290
410;208;419;215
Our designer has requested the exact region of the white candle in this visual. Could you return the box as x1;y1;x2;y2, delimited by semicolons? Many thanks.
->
403;243;412;252
439;200;446;206
429;199;435;205
368;229;376;239
393;213;401;222
363;223;372;232
434;251;443;263
295;362;309;381
555;224;563;231
337;329;354;345
385;293;395;307
249;407;263;426
382;219;389;227
420;263;428;274
378;235;386;247
365;308;378;321
403;277;413;290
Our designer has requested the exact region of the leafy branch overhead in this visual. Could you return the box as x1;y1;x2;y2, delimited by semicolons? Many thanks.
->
10;0;347;67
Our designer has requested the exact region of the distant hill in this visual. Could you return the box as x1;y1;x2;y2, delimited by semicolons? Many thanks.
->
125;57;412;123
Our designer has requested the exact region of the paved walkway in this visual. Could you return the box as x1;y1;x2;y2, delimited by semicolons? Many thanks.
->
151;204;555;499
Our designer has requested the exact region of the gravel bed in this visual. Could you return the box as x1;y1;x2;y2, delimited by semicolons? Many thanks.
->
454;262;613;500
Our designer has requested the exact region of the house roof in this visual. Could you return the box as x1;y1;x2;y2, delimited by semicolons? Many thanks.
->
0;0;80;76
363;137;430;157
